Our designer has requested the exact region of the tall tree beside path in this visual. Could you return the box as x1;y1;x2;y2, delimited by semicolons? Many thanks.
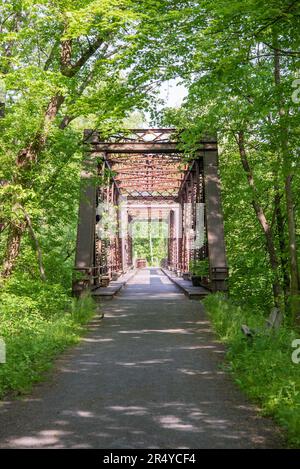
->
0;0;148;278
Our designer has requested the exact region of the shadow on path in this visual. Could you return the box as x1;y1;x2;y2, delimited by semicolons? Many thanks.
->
0;268;282;448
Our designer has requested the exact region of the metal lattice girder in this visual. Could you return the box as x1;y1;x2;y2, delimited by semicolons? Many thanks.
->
116;176;183;182
73;129;228;296
85;129;217;154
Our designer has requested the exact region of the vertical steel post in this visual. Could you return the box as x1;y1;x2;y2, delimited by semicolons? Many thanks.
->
72;130;98;296
169;209;177;270
203;148;228;291
127;214;133;267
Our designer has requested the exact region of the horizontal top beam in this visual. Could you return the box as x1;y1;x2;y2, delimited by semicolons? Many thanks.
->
87;129;215;201
116;176;183;182
84;128;217;154
126;195;178;201
114;169;184;174
124;202;180;208
89;142;217;154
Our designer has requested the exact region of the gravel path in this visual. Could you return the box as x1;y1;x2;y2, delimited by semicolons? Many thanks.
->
0;268;282;448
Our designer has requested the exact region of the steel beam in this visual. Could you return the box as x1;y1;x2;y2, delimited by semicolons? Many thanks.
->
203;149;228;291
74;129;227;294
73;149;97;296
89;142;217;154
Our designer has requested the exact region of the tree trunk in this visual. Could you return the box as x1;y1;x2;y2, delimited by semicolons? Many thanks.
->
273;172;290;307
16;204;46;281
285;174;300;323
1;32;105;279
1;221;25;278
1;93;65;277
17;94;65;167
237;131;282;307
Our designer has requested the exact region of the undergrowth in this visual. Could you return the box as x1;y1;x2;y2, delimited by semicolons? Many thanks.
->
0;276;96;399
203;293;300;447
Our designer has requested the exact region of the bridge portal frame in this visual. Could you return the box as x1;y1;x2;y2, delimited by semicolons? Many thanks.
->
72;129;228;296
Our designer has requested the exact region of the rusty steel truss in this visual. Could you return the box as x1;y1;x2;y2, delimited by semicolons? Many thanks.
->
73;129;228;295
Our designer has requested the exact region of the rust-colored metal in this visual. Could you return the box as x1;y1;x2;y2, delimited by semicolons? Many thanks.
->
72;129;227;296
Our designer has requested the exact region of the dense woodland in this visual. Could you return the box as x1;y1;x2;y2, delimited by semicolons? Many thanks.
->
0;0;300;446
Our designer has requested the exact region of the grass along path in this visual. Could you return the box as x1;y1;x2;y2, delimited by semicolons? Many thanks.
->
203;294;300;447
0;290;95;399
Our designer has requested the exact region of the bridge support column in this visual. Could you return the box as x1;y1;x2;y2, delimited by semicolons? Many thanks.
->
73;130;123;294
127;214;133;268
191;158;206;262
168;209;178;270
72;131;98;296
203;149;228;292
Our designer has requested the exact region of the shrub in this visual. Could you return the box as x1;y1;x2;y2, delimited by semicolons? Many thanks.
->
203;293;300;447
0;280;96;398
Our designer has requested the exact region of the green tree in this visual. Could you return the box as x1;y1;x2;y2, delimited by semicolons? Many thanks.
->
0;0;149;279
127;0;300;323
